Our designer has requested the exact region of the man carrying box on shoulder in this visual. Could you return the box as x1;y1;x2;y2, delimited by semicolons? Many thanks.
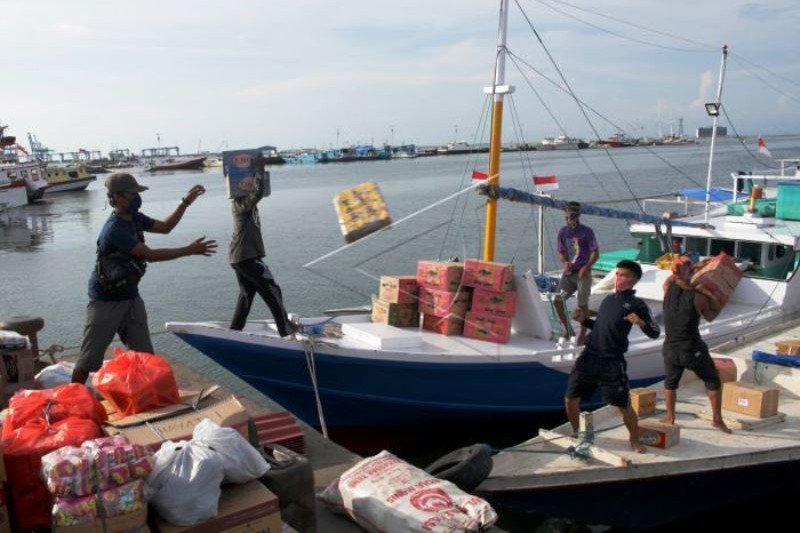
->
660;257;731;434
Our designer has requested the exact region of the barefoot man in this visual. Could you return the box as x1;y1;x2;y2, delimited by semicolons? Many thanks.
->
660;257;731;433
565;260;661;453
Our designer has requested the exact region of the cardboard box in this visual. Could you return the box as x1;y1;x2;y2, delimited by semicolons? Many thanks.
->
638;421;680;449
0;347;35;383
371;298;420;328
378;275;419;304
690;254;742;307
55;506;148;533
712;357;737;383
463;312;512;344
471;288;517;317
630;388;656;418
422;313;464;336
103;396;250;450
152;481;281;533
775;340;800;356
463;259;514;292
418;286;471;317
223;149;270;199
722;381;779;418
333;181;391;243
416;261;464;292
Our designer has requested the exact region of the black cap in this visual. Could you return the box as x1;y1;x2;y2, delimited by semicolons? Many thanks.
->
105;173;148;194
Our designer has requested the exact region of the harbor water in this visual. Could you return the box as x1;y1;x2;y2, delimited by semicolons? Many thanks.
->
2;138;800;530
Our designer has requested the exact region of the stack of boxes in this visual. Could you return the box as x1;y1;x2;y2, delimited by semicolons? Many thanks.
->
417;261;468;335
370;258;519;345
462;259;516;344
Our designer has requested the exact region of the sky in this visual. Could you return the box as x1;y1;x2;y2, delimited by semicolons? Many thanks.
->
2;0;798;156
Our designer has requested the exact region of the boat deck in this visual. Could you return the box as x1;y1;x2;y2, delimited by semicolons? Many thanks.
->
481;321;800;491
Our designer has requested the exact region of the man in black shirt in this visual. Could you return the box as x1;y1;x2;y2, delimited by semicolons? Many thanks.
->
565;260;661;453
660;257;730;433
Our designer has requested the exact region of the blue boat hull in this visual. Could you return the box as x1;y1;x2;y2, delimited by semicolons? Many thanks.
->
176;332;661;450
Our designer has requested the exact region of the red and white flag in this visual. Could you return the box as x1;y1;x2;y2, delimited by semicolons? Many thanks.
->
472;169;489;181
533;175;558;191
757;136;771;158
16;144;28;156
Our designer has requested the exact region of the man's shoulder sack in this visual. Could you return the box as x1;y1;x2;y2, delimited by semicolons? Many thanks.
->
96;251;147;291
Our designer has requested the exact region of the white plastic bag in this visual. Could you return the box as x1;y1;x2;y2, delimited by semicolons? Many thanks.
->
318;450;497;533
193;418;269;483
145;440;224;526
34;362;94;390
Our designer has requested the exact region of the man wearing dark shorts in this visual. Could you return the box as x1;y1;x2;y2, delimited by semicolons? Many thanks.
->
229;153;293;337
660;257;731;433
72;173;217;385
565;260;660;453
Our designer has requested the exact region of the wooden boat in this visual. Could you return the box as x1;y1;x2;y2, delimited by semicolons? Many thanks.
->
44;164;97;193
145;156;207;172
477;322;800;529
0;161;49;201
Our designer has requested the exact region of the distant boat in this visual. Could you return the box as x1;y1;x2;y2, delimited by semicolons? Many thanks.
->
595;132;637;148
204;156;223;168
145;156;207;172
44;164;97;193
392;144;418;159
0;177;28;209
436;141;473;155
0;161;50;201
540;135;586;150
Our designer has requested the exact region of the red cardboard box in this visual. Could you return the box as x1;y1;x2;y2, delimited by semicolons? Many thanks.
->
378;275;419;304
463;312;512;344
712;357;737;383
422;313;464;336
691;253;742;307
418;287;471;317
463;259;514;292
416;261;464;292
471;288;517;317
638;421;680;449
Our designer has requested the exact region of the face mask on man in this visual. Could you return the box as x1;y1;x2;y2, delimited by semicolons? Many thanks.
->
128;193;142;214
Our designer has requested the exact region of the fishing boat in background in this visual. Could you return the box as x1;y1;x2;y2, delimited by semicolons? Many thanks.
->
166;7;800;456
44;164;97;193
145;155;207;172
540;136;586;150
0;177;28;209
392;144;418;159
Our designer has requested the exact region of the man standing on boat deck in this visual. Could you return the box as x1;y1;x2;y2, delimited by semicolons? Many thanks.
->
228;151;293;337
564;260;660;453
554;201;599;344
72;173;217;385
660;257;731;433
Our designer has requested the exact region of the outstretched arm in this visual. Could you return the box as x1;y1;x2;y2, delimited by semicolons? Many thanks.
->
150;185;206;234
129;237;217;262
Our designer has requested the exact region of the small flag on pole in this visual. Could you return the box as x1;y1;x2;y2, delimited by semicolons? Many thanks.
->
472;169;489;181
533;175;558;191
16;144;28;156
757;136;771;158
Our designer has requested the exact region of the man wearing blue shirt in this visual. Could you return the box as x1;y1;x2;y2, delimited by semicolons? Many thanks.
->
72;173;217;384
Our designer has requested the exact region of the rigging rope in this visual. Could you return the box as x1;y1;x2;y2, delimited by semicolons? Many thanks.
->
302;338;329;439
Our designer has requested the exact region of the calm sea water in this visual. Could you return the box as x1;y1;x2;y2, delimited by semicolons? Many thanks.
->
3;137;799;530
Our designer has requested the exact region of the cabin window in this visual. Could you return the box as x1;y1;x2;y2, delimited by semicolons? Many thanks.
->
685;237;708;256
20;170;28;179
710;239;735;256
31;169;39;178
775;245;788;259
6;171;16;179
738;242;762;265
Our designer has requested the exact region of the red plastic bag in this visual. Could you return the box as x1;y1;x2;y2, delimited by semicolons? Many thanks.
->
92;348;180;416
2;383;107;438
2;416;102;530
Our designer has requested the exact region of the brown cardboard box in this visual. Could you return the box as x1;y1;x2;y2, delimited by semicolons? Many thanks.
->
712;357;737;383
371;298;420;328
630;388;656;418
152;481;281;533
54;506;148;533
378;275;419;304
422;313;464;336
638;421;680;449
0;347;35;383
722;381;779;418
775;340;800;356
103;396;250;450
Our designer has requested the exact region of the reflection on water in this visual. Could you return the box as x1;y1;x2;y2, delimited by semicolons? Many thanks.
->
0;210;53;252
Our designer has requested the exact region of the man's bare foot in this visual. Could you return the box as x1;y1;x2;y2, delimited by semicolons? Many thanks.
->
659;416;675;425
713;420;732;434
630;440;646;453
576;330;587;346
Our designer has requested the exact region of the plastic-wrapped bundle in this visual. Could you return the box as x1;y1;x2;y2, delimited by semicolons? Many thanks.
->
52;479;146;526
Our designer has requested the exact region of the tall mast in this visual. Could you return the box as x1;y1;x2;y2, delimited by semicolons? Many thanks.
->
482;0;514;261
703;45;728;225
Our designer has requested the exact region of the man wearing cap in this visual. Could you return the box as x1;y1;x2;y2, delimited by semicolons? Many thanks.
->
554;201;599;344
71;173;217;385
660;257;730;433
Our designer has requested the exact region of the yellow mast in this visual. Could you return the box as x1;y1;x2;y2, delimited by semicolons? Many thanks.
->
482;0;513;261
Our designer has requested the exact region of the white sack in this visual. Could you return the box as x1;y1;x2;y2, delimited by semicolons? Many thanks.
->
192;417;269;483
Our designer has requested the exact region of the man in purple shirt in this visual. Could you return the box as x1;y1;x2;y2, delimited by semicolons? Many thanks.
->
555;201;599;344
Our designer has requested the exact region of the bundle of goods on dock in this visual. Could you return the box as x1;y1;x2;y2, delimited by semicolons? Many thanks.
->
0;348;289;532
